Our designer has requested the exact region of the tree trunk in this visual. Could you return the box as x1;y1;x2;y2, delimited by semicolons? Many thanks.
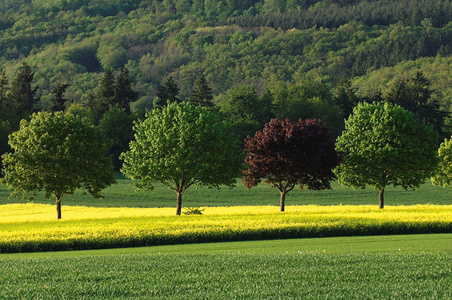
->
176;191;182;216
280;191;286;212
56;197;62;219
379;188;384;209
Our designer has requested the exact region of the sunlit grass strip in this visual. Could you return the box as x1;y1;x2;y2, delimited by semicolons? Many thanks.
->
0;204;451;253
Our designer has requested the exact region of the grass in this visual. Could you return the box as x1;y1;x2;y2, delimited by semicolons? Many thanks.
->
1;175;451;298
1;250;451;299
1;174;452;209
1;233;450;259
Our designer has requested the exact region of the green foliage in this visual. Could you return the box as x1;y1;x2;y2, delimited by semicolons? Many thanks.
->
5;62;39;114
182;207;205;215
335;102;439;208
385;71;447;138
2;0;452;141
1;112;116;218
49;83;70;112
99;107;137;171
189;76;214;108
155;76;181;108
432;138;452;188
1;252;451;299
121;102;244;215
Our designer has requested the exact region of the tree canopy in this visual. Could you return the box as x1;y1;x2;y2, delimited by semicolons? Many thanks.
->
243;118;340;211
335;102;439;208
121;102;244;215
1;112;116;219
432;138;452;188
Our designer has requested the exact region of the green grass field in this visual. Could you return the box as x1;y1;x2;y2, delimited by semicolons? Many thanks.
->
1;175;451;299
1;250;451;299
1;174;451;208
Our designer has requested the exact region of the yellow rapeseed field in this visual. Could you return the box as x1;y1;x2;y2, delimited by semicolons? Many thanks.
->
1;204;451;253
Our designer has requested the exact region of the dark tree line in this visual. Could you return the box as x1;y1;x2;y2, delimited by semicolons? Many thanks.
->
225;0;452;30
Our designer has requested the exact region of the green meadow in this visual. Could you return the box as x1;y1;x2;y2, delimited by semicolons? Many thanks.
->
1;174;452;208
1;175;451;299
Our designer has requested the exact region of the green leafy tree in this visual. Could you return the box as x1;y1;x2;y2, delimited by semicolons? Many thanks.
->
1;112;116;219
121;102;244;215
189;76;214;108
219;84;274;142
432;138;452;188
335;102;439;209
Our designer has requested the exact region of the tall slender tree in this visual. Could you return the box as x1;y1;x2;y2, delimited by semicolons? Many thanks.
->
0;70;8;108
7;62;39;114
94;67;115;122
333;76;359;119
114;67;139;113
155;76;181;109
49;83;70;112
189;76;214;108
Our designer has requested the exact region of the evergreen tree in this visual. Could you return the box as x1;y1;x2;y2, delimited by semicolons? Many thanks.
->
386;72;447;137
333;76;359;118
7;62;39;114
49;83;70;112
114;67;139;113
0;70;8;108
155;76;181;109
94;67;115;121
189;76;214;108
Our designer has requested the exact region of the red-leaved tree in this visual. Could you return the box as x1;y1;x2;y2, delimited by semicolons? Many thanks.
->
243;118;340;211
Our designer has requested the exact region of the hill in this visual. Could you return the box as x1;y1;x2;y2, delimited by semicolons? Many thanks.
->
1;0;452;146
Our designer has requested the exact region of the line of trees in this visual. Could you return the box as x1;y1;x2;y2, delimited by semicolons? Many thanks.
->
1;100;451;218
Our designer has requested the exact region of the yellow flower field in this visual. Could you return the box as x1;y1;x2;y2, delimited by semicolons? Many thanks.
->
0;204;451;253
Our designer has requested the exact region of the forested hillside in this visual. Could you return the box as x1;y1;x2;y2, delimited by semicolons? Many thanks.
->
1;0;452;158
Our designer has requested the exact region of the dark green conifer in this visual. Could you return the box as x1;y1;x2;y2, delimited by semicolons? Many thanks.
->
49;83;70;112
189;76;214;108
114;67;139;113
7;62;39;114
155;76;180;109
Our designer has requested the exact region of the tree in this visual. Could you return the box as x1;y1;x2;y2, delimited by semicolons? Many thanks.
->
114;67;139;113
49;83;70;112
94;67;115;121
243;118;340;212
0;70;8;108
385;72;447;138
6;62;39;114
219;84;274;144
189;76;214;108
1;112;116;219
121;102;244;215
99;107;136;171
335;102;439;209
432;138;452;188
333;76;359;119
155;76;181;109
